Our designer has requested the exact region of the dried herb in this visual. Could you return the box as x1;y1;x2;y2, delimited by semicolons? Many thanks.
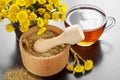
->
4;67;40;80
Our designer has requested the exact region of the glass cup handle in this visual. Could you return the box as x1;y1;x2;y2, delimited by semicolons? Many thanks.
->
104;17;116;32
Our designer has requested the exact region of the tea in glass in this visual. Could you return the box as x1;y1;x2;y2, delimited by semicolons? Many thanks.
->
64;4;115;46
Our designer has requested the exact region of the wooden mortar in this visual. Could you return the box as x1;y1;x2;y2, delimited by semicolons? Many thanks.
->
19;25;70;76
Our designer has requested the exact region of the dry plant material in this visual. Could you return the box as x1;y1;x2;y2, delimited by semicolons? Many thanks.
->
4;67;40;80
22;30;65;57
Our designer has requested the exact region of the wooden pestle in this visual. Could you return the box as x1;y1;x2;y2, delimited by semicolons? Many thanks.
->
34;24;84;53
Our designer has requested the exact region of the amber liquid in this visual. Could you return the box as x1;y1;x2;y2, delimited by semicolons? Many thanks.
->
65;21;105;46
77;24;105;46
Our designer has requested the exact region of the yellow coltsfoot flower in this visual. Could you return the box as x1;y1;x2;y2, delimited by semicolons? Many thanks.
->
84;60;93;71
1;0;67;34
70;48;94;72
74;65;84;73
37;0;46;4
5;24;15;32
16;0;26;6
17;10;28;22
66;62;75;72
37;17;44;28
29;12;37;21
52;12;59;21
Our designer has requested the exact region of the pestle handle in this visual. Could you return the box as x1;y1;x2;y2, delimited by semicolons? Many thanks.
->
34;24;84;53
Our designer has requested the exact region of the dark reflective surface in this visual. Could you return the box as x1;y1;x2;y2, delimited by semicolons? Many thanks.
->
0;39;116;80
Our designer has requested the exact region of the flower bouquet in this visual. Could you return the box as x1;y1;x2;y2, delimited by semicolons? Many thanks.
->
0;0;66;35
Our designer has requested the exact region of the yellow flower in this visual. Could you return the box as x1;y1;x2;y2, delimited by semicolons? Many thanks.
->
37;27;47;35
48;0;53;4
38;8;46;15
53;0;61;7
84;60;93;71
37;0;46;4
16;0;26;6
9;4;20;13
8;12;18;23
37;17;44;27
46;4;54;11
17;10;28;22
1;9;8;18
19;20;30;33
20;26;29;33
66;64;74;71
5;24;15;32
59;4;67;14
52;12;59;21
44;12;51;19
26;9;31;16
66;62;76;71
0;13;3;22
48;0;61;7
74;65;84;73
0;0;5;6
19;20;30;30
29;12;37;21
26;0;36;7
5;0;12;5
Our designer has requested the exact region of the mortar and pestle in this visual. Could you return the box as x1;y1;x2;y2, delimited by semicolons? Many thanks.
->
19;24;84;76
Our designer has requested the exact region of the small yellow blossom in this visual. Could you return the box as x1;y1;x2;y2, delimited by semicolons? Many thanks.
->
37;0;46;4
38;8;46;15
17;10;28;22
66;62;75;71
84;60;93;71
29;12;37;21
5;24;15;32
0;0;6;8
20;20;30;30
9;4;20;13
26;9;31;15
74;65;84;73
66;64;74;71
19;20;30;33
52;12;59;21
5;0;12;5
48;0;53;4
48;0;61;6
37;17;44;27
8;12;18;23
59;4;67;14
37;27;47;35
26;0;36;7
16;0;26;6
53;0;61;7
20;26;29;33
44;12;51;19
46;4;53;11
1;9;8;18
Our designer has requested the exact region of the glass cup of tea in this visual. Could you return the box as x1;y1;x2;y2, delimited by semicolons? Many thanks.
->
64;4;115;46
